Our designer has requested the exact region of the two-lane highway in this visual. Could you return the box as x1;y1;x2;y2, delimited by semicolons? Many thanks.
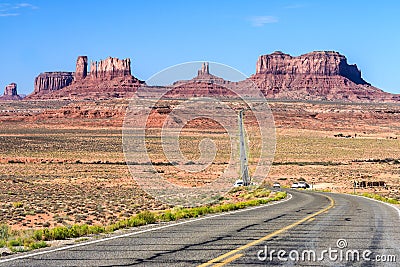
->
0;190;398;266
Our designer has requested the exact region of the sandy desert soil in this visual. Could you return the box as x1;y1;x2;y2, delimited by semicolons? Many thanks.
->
0;99;399;230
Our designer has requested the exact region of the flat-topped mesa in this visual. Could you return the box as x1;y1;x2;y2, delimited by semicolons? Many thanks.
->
34;72;74;93
256;51;368;85
0;83;22;100
89;57;131;80
4;83;17;96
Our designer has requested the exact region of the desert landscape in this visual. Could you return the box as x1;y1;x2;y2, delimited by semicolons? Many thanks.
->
0;51;398;243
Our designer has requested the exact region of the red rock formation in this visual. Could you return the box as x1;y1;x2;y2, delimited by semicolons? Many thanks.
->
197;62;209;76
147;62;238;98
0;83;22;100
33;72;74;94
90;57;131;80
249;51;400;102
5;83;17;96
25;52;400;102
27;56;143;100
75;56;88;81
256;51;367;85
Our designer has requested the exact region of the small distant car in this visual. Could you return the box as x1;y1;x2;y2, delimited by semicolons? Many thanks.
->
273;182;281;188
291;182;299;188
234;180;244;187
297;181;310;189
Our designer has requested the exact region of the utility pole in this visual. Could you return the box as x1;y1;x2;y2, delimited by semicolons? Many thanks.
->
239;110;250;186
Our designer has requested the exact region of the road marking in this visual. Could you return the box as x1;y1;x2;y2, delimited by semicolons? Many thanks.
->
198;194;334;267
0;193;292;264
212;253;243;267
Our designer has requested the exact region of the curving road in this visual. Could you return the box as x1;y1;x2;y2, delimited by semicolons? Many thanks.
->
0;190;399;266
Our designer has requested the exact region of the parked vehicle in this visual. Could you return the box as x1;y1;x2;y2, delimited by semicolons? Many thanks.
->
298;181;310;189
234;180;244;187
291;182;299;188
273;182;281;188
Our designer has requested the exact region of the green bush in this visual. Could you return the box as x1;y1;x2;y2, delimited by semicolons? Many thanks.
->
8;238;23;247
88;225;105;234
137;210;156;224
360;193;400;204
29;241;48;250
157;211;176;222
12;202;23;208
0;224;9;240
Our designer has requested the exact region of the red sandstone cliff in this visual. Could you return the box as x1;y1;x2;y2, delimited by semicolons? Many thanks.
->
24;51;400;102
249;51;400;102
27;56;143;100
0;83;22;100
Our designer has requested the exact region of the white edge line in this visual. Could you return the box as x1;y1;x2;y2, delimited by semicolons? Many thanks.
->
0;193;293;264
350;193;400;219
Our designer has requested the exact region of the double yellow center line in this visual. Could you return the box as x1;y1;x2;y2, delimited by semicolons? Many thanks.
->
198;195;335;267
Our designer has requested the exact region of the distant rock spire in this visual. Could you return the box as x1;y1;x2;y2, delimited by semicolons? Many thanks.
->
198;62;209;76
75;56;88;81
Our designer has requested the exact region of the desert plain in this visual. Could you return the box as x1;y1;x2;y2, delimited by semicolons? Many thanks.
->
0;98;399;230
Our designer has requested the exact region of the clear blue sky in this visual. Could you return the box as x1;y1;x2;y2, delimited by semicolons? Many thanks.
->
1;0;400;95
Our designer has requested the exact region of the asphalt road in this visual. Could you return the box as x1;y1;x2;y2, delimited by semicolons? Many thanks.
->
0;190;399;266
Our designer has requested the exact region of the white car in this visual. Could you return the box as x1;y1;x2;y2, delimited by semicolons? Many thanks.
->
273;182;281;188
234;180;244;187
297;181;310;189
291;182;299;188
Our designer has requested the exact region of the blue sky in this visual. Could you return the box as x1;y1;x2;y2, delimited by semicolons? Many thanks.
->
1;0;400;95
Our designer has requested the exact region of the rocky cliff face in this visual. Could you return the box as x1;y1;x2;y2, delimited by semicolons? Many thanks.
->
256;51;367;85
0;83;22;100
28;56;143;100
75;56;88;81
4;83;17;96
250;51;399;102
90;57;131;80
33;72;74;94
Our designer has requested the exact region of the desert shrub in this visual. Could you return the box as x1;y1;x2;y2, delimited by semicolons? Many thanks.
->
29;241;48;250
88;225;105;234
360;193;400;204
12;202;23;208
0;224;9;240
50;227;69;240
8;238;23;247
127;217;146;227
32;229;43;241
68;225;85;238
137;210;156;224
172;208;191;220
157;211;176;222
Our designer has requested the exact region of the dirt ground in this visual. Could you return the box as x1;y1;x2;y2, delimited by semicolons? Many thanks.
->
0;99;399;230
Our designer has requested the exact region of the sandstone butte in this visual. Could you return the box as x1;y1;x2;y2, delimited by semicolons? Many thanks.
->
13;51;400;102
27;56;144;100
0;82;22;100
